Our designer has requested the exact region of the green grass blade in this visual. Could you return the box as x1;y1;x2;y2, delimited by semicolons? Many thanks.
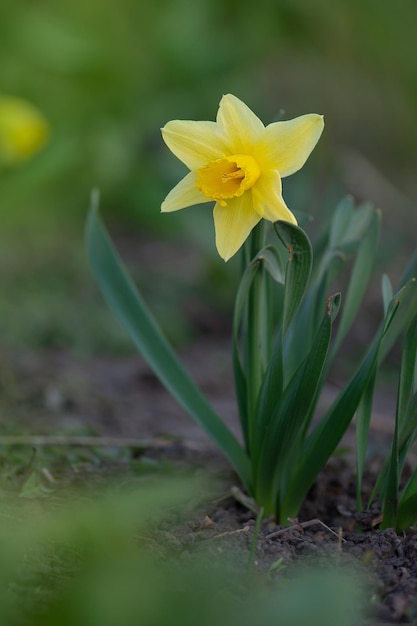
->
331;209;381;357
400;244;417;287
367;285;417;509
378;279;417;363
283;348;379;519
397;317;417;436
232;245;284;451
372;282;417;508
383;319;417;524
282;274;328;384
328;195;355;248
245;223;270;425
274;221;313;335
399;392;417;453
257;246;285;283
379;317;415;529
355;368;377;510
252;330;284;460
232;258;259;451
398;450;417;529
86;200;251;490
232;342;249;451
397;489;417;530
282;203;374;384
282;294;402;519
254;297;338;515
381;401;399;529
382;274;394;315
332;200;375;247
369;389;417;511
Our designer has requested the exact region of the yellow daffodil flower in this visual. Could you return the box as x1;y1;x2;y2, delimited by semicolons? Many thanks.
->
161;94;324;261
0;96;49;166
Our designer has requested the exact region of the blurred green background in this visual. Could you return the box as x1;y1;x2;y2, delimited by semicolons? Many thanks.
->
1;0;417;353
0;6;413;619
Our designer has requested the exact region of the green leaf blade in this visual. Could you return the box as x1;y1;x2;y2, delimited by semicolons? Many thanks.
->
254;300;336;517
86;199;251;490
282;291;403;519
274;221;313;335
331;208;381;356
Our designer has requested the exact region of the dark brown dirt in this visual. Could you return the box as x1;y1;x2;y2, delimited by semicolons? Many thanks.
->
1;337;416;625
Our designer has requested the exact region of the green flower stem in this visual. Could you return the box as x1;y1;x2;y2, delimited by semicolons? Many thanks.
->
245;222;270;449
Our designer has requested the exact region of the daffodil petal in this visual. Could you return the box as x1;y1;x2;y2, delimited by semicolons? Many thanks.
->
252;171;297;224
213;193;261;261
257;114;324;178
161;120;227;170
161;171;210;212
217;94;265;154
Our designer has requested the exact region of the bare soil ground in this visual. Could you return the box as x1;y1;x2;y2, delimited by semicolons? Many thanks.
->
1;333;416;625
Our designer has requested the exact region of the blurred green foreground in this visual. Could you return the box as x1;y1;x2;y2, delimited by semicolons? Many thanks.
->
0;479;367;626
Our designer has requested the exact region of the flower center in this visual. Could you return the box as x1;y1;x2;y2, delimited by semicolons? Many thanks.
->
196;154;260;206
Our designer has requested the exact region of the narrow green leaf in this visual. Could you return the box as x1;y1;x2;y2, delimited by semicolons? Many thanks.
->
397;489;417;530
315;245;353;288
381;402;399;529
251;330;284;466
331;209;381;356
398;318;417;433
274;221;313;335
398;451;417;529
255;302;335;514
232;244;283;450
282;293;401;519
232;347;249;452
283;204;375;383
334;201;375;247
368;286;417;509
379;318;417;530
283;348;380;519
390;321;417;489
400;244;417;287
282;274;328;383
86;199;251;490
381;274;394;315
328;195;354;248
355;369;377;510
399;392;417;453
370;389;417;511
283;204;375;384
315;200;376;303
378;279;417;363
232;256;260;450
257;246;285;284
296;292;342;439
245;222;272;425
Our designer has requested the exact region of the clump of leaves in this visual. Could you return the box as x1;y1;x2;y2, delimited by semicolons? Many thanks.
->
87;194;417;528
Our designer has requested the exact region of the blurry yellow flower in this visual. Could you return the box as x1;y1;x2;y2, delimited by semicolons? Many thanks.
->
161;94;324;261
0;96;49;166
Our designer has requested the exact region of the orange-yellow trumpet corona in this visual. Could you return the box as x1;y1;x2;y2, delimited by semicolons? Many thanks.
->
161;94;324;261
